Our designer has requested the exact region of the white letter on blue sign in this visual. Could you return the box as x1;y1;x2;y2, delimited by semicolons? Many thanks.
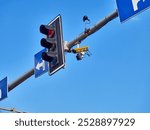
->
132;0;146;11
132;0;140;11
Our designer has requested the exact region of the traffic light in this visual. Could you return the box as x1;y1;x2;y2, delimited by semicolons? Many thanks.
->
40;15;65;75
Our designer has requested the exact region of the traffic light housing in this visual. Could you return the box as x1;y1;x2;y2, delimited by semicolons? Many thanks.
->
40;15;65;75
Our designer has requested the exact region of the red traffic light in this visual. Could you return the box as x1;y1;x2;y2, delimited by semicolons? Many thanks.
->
48;29;55;38
40;25;55;38
39;15;65;76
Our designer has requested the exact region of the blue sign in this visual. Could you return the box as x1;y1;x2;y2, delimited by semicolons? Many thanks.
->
34;49;49;78
0;77;7;101
116;0;150;22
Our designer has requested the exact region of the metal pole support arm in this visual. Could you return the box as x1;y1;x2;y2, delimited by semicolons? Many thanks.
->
8;69;34;92
67;10;118;50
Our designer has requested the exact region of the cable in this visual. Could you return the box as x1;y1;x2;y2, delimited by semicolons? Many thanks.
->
0;107;27;113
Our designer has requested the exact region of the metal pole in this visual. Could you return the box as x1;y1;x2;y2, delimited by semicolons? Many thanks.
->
8;10;118;92
67;10;118;50
8;69;34;92
0;107;26;113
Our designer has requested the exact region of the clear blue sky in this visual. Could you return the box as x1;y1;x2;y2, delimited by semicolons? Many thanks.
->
0;0;150;113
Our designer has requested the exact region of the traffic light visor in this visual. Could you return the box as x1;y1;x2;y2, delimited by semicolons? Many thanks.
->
40;25;55;38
